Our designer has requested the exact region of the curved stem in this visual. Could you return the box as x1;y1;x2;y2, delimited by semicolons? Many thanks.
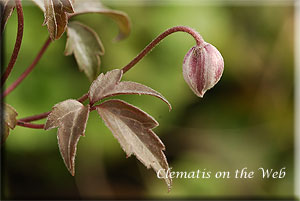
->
17;121;44;129
3;37;52;97
16;26;202;124
1;0;24;86
122;26;204;73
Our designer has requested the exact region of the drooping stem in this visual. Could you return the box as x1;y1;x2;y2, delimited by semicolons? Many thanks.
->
1;0;24;86
3;37;52;97
17;26;203;124
17;121;44;129
122;26;204;73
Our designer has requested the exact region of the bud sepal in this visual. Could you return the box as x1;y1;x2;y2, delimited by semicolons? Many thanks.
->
182;42;224;97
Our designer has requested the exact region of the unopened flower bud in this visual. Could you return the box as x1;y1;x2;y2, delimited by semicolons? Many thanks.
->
182;42;224;98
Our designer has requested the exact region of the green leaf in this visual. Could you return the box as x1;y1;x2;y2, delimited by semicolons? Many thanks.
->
65;21;104;82
70;0;131;41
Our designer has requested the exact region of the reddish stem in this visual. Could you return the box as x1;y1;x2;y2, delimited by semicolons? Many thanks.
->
1;0;24;86
16;26;203;124
90;105;96;111
78;93;88;103
122;26;204;73
17;121;44;129
18;94;89;123
19;111;51;122
3;37;52;97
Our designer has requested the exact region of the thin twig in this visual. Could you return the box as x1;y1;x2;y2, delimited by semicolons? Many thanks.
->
19;111;51;122
18;93;89;123
122;26;203;73
78;93;88;103
1;0;24;86
17;121;44;129
3;37;52;97
16;26;203;124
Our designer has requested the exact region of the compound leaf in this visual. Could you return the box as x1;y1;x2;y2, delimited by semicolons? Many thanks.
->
45;99;89;175
96;99;172;190
89;69;171;110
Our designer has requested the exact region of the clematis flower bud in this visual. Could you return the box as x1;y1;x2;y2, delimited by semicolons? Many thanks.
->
182;42;224;98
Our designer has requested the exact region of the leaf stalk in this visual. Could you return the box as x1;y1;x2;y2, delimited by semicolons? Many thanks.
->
17;121;44;129
15;26;202;126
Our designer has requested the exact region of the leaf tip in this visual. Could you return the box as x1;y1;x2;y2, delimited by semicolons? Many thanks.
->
167;102;172;112
70;167;75;176
65;161;75;176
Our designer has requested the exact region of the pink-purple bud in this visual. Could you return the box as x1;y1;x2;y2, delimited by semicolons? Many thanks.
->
182;42;224;98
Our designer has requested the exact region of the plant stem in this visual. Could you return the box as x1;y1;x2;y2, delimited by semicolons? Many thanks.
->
19;111;51;122
17;121;44;129
18;93;89;123
90;105;96;111
3;37;52;97
1;0;24;86
122;26;204;73
16;26;202;124
78;93;88;103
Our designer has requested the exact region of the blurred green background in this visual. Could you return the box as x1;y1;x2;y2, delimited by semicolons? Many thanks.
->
2;0;294;199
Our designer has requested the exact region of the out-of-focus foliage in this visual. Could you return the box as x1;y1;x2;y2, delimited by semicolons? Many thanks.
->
1;103;18;143
2;1;294;199
65;21;105;82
